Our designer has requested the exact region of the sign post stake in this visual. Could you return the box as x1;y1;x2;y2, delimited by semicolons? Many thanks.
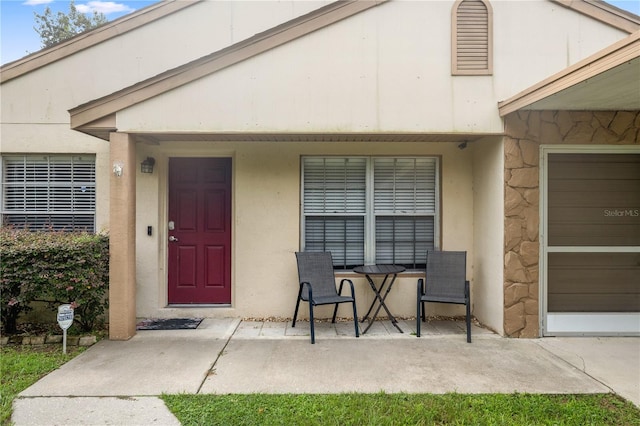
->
57;304;74;354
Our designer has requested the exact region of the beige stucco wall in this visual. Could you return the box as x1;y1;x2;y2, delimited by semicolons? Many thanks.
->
109;133;137;339
471;136;505;335
1;1;636;330
117;0;629;135
1;1;332;232
133;140;476;320
1;1;329;123
492;1;629;97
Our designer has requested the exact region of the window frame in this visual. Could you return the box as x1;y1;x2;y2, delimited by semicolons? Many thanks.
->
300;155;440;270
1;154;97;232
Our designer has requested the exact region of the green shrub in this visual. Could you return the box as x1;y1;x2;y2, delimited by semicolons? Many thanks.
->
0;228;109;334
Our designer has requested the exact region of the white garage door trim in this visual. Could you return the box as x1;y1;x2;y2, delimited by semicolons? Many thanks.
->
540;145;640;337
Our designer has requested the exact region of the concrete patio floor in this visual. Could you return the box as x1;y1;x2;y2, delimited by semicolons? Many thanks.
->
12;318;640;425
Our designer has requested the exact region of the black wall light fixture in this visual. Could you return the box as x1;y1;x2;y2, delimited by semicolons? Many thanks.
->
141;157;155;173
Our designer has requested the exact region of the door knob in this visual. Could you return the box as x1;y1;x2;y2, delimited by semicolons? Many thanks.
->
169;236;179;242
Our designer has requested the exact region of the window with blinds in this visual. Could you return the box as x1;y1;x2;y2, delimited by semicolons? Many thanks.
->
302;157;439;269
1;155;96;232
452;0;493;75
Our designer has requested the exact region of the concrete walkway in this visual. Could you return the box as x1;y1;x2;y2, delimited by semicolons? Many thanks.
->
12;318;640;425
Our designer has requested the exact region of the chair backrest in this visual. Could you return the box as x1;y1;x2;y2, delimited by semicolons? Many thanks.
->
295;252;338;299
425;251;467;300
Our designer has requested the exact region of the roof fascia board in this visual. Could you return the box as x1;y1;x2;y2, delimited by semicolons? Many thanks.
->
70;0;388;130
74;114;117;140
83;114;117;131
1;0;200;84
498;31;640;116
550;0;640;33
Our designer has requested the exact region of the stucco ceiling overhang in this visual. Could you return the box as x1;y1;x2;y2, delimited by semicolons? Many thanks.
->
83;131;500;144
499;31;640;116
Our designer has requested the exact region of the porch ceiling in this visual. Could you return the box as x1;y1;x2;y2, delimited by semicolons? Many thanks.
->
130;132;498;144
520;57;640;111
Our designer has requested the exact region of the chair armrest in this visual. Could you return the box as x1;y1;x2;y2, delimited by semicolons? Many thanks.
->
338;278;355;297
417;278;425;298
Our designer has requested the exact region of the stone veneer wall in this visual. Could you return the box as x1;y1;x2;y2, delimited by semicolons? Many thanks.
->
502;110;640;338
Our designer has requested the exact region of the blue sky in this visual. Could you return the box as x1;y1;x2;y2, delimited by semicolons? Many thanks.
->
1;0;156;64
1;0;640;65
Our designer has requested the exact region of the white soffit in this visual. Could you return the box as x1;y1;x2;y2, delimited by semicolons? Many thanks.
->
523;57;640;111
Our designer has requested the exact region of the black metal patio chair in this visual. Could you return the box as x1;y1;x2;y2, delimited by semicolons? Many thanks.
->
417;250;471;342
293;251;359;344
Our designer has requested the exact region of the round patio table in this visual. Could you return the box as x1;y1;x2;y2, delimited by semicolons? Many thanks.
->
353;264;406;334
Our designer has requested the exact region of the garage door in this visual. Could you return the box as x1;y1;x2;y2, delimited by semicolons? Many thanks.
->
541;148;640;336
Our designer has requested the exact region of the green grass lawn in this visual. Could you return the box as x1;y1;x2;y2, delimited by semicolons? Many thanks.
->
0;345;86;425
2;346;639;425
161;393;640;425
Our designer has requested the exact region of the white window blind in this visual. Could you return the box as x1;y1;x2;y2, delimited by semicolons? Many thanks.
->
2;155;96;231
302;157;438;269
303;158;366;268
374;158;436;268
374;158;436;214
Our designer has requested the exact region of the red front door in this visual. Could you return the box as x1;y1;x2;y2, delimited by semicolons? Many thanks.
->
168;158;231;304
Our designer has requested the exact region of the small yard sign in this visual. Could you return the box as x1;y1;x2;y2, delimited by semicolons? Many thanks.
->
57;304;74;353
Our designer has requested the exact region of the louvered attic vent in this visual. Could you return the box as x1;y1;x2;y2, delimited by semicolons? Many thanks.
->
452;0;493;75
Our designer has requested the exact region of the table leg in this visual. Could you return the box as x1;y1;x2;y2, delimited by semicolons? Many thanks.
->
371;274;403;333
361;274;403;334
361;274;387;322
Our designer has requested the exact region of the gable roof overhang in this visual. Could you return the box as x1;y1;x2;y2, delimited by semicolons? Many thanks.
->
65;0;639;141
1;0;200;84
551;0;640;34
3;0;637;85
551;0;640;33
498;30;640;116
69;0;389;139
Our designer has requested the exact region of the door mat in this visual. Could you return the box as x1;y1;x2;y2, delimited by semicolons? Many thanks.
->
136;318;203;330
